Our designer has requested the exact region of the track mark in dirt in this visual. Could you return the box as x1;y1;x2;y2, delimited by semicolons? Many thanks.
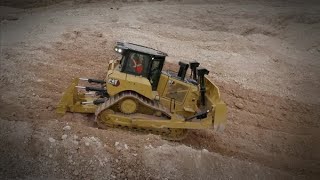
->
241;27;276;36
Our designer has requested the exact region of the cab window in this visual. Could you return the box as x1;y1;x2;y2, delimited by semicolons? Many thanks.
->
124;52;150;76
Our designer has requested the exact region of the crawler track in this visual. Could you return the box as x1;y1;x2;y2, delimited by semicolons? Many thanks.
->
95;91;188;140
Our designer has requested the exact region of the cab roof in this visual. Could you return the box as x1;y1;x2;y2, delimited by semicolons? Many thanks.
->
116;42;168;57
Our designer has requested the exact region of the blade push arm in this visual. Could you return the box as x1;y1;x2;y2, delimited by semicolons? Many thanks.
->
79;78;106;84
76;86;109;97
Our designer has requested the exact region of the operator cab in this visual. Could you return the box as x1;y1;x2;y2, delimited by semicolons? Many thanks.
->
114;42;167;90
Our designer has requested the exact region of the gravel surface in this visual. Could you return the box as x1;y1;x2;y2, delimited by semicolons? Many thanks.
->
0;0;319;179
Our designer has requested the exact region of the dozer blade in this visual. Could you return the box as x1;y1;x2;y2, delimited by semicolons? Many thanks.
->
204;77;227;132
56;78;97;115
213;101;227;132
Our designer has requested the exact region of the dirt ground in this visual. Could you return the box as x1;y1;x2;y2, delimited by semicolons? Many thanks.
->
1;0;320;179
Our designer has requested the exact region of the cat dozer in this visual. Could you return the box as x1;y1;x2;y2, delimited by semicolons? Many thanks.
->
57;42;227;140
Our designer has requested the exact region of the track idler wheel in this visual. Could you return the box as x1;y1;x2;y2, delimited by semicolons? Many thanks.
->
118;98;137;114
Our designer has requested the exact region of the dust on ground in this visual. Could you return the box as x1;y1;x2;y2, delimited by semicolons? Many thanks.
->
0;0;320;179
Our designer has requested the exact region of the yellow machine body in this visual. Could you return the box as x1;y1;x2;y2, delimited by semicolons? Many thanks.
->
57;42;227;140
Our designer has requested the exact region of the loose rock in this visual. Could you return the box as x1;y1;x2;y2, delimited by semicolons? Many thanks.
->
73;141;79;145
202;149;209;153
47;106;54;111
61;134;68;140
73;135;78;140
235;102;244;109
73;170;79;176
49;137;56;143
63;125;71;131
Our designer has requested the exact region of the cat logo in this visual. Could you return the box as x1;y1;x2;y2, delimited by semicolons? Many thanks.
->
108;78;120;86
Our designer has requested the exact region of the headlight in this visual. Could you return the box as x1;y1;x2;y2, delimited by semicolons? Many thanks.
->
118;49;122;53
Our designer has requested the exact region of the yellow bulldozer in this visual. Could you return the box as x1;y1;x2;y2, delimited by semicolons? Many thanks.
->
57;42;226;140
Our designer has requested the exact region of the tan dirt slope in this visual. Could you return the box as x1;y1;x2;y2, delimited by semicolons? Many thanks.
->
0;0;320;179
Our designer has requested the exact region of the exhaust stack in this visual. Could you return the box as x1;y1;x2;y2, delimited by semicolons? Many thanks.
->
197;68;209;106
189;61;200;81
177;61;189;81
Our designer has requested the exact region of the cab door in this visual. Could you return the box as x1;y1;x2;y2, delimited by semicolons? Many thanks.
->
149;58;164;91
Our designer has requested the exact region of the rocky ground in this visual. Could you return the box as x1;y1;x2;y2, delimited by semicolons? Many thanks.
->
0;0;319;179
